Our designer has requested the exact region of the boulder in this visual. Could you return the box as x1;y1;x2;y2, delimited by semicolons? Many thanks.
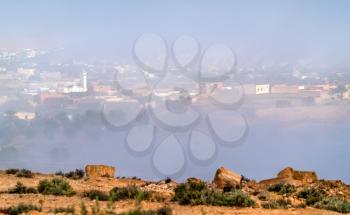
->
213;167;242;189
85;164;116;178
277;167;295;178
259;167;318;186
259;177;301;186
277;167;317;183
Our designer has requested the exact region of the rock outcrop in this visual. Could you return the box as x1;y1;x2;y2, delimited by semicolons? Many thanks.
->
259;167;318;186
277;167;317;183
213;167;242;189
85;164;116;178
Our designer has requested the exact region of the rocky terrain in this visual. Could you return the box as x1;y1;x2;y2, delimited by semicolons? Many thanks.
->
0;165;349;215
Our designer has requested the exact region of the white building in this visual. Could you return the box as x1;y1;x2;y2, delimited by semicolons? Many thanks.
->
17;68;35;79
14;112;36;121
81;71;88;91
63;71;88;94
256;84;270;95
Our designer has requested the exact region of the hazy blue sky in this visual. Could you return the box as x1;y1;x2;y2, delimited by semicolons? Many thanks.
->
0;0;349;64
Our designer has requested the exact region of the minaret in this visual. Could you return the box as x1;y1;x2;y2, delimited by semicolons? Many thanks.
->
81;70;88;92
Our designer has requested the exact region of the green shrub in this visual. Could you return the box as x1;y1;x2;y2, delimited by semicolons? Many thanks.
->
15;169;33;178
55;171;64;176
55;169;85;180
261;201;279;209
223;185;236;193
155;206;172;215
5;168;20;175
110;186;151;201
131;176;141;180
261;199;291;209
38;178;75;196
276;199;291;208
0;203;41;215
80;202;88;215
208;190;256;207
314;197;350;214
84;186;152;202
51;206;75;214
267;183;283;192
91;200;101;215
64;169;85;180
172;180;255;207
267;183;295;195
8;182;37;194
257;192;268;201
297;188;325;206
241;175;251;182
5;168;33;178
187;178;206;191
296;203;306;208
279;184;296;195
119;206;172;215
83;190;110;201
164;178;172;184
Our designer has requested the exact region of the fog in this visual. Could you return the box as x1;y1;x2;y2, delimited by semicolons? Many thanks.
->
0;0;350;183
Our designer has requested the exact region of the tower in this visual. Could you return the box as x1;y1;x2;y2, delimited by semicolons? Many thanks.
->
81;70;88;92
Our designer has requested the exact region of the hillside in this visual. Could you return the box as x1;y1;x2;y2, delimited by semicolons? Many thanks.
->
0;166;349;215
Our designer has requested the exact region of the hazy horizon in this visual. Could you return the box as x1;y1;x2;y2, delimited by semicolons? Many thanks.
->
0;0;350;183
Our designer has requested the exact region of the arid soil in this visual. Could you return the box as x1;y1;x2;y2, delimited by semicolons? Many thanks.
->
0;170;348;215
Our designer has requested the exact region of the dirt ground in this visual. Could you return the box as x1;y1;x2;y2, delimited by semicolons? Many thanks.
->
0;195;340;215
0;171;343;215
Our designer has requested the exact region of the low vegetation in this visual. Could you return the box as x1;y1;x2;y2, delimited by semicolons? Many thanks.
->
5;169;20;175
267;183;296;195
0;203;41;215
261;199;291;209
37;178;75;196
83;190;110;201
77;200;171;215
2;167;350;214
172;179;255;207
314;197;350;214
8;182;37;194
55;169;85;180
83;186;151;202
164;177;172;184
119;206;172;215
5;168;33;178
51;206;75;214
297;187;326;206
80;202;88;215
257;192;268;201
110;185;151;201
295;187;350;213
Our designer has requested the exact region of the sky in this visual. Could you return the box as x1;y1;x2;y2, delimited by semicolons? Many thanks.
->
0;0;350;182
0;0;349;65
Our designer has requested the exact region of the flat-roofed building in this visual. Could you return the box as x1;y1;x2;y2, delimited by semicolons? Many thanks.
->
14;112;36;121
256;84;270;95
271;84;299;94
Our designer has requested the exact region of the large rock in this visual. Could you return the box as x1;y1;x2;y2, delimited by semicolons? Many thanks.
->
277;167;317;183
259;167;318;186
213;167;242;189
85;164;116;178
